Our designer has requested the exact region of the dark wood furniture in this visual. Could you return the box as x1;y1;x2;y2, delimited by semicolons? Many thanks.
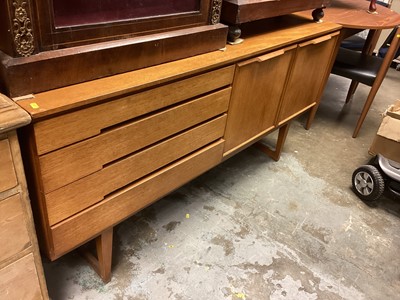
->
220;0;327;42
15;16;341;282
0;0;227;97
0;94;48;299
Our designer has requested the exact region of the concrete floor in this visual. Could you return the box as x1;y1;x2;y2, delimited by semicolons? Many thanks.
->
43;67;400;300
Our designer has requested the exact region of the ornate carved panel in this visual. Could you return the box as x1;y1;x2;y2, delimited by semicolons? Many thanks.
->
210;0;223;24
12;0;35;57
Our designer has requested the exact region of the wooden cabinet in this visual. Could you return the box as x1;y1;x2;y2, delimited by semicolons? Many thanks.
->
19;66;234;282
0;0;227;97
278;34;339;125
15;16;341;283
0;94;48;299
220;0;326;42
224;32;339;158
221;0;326;25
224;45;297;154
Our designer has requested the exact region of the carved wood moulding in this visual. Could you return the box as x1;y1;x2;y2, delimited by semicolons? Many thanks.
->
12;0;35;57
210;0;223;24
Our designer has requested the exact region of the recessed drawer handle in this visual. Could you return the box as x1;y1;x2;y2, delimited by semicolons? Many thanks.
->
300;35;332;47
257;50;286;62
257;45;297;62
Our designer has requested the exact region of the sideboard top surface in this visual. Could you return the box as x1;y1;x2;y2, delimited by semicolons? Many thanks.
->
16;15;341;120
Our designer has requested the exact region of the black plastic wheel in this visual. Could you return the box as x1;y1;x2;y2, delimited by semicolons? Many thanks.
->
352;165;385;202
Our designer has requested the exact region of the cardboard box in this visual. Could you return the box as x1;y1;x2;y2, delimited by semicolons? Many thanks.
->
369;100;400;162
385;100;400;120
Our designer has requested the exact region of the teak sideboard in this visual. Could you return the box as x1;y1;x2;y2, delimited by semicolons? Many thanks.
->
16;16;341;282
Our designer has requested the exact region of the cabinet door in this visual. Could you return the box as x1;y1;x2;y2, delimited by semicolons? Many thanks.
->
278;33;339;124
224;46;296;154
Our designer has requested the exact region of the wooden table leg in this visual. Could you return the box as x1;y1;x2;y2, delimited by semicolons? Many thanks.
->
363;29;380;55
80;227;113;283
255;123;290;161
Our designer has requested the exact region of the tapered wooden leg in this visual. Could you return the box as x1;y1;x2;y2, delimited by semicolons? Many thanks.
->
352;86;379;138
80;228;113;283
353;27;400;138
255;123;290;161
305;105;318;130
345;80;359;103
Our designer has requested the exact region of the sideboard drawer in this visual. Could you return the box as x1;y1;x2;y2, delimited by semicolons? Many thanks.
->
33;66;235;155
49;140;225;258
0;193;31;263
39;88;230;194
0;138;17;192
0;253;43;300
45;115;227;226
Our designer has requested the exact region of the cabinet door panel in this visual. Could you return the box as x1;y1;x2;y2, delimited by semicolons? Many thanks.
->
224;46;296;153
278;33;339;124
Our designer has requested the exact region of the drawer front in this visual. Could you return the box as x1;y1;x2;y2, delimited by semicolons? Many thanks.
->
40;88;231;193
50;140;224;259
34;66;235;155
46;115;227;226
0;253;43;300
0;194;31;263
0;138;17;192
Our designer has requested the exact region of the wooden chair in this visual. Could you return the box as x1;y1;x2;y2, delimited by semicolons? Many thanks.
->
331;25;400;138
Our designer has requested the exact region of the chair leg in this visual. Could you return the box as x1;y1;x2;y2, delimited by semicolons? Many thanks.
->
352;88;378;138
345;80;359;103
353;26;400;138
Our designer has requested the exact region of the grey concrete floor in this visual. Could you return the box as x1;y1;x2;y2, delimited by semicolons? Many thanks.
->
43;68;400;300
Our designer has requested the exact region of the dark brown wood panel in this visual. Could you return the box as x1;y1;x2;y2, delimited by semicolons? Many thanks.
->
2;24;228;97
221;0;325;24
